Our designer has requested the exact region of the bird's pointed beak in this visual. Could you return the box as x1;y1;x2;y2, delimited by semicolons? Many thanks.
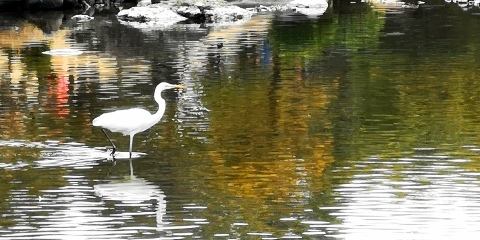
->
173;85;185;90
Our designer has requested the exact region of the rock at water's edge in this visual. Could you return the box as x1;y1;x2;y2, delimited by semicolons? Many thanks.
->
117;4;188;22
118;0;252;24
204;5;252;22
287;0;328;8
117;0;329;25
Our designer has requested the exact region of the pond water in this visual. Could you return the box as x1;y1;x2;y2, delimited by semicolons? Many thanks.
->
2;0;480;239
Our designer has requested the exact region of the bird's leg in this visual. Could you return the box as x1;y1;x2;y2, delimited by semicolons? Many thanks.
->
101;128;117;157
129;134;134;159
129;159;134;177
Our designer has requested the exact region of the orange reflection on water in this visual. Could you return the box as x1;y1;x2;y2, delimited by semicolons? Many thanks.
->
0;23;48;49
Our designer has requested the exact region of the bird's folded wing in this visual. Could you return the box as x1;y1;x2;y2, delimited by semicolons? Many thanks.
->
92;108;152;135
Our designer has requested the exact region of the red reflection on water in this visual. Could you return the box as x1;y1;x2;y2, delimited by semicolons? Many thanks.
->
47;74;70;118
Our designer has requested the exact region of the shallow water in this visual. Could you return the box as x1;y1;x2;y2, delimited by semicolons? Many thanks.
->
2;1;480;239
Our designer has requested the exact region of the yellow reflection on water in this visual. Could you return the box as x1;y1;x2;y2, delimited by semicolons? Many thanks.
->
199;74;338;232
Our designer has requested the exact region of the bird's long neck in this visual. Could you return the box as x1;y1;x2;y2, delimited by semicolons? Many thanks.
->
152;93;166;122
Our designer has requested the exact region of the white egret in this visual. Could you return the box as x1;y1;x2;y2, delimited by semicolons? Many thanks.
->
92;82;185;159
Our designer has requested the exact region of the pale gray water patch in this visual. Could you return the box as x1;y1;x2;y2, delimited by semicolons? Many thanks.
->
42;49;84;56
0;140;111;170
325;151;480;239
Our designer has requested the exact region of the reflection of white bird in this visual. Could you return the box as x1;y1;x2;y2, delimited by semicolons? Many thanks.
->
94;175;167;226
93;82;185;159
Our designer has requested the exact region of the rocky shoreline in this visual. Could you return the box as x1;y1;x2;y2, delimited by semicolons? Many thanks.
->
117;0;328;24
0;0;328;22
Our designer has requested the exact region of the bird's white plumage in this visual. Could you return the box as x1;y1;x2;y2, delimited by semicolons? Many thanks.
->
92;108;162;136
92;82;184;158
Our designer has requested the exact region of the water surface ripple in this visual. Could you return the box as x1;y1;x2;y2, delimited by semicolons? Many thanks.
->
2;1;480;239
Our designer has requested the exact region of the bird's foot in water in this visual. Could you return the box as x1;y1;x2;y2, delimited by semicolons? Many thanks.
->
106;147;116;161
